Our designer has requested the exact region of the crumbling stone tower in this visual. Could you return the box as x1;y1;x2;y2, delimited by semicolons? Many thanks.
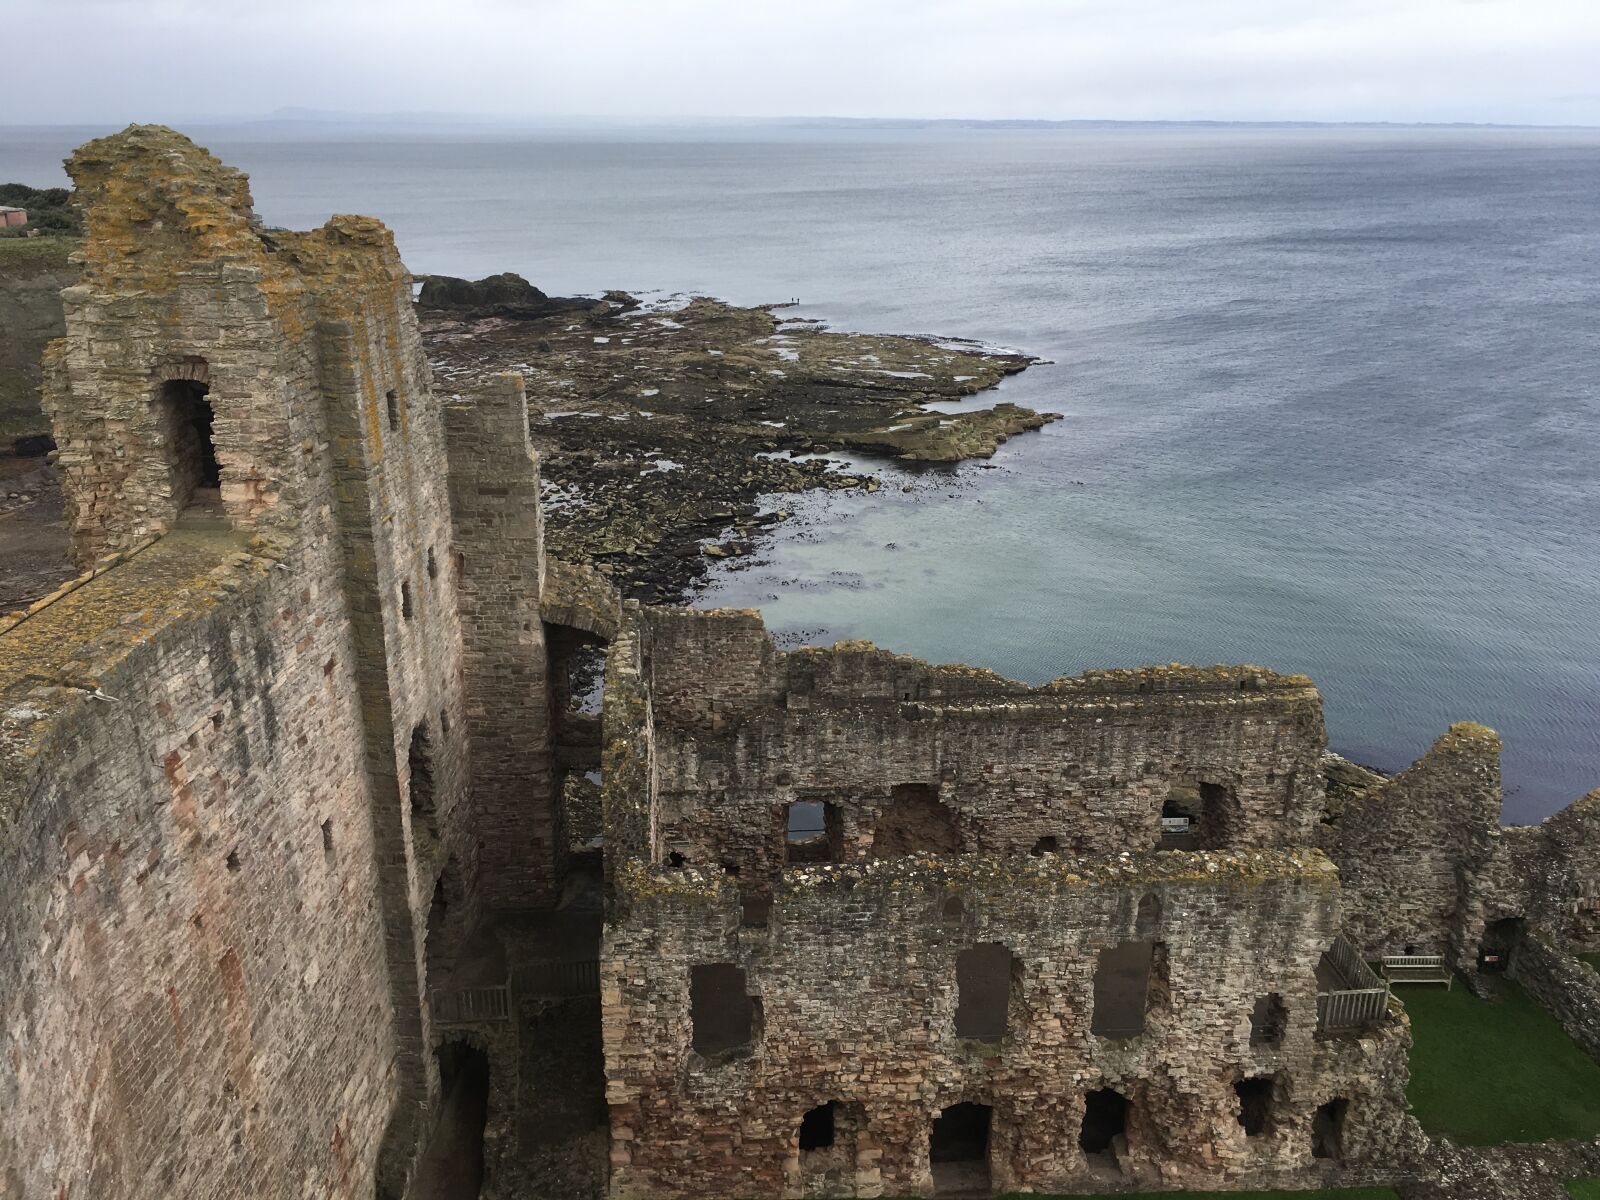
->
0;127;558;1200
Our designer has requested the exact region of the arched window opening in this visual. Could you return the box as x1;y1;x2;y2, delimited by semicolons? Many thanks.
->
799;1102;836;1152
1136;893;1162;936
157;378;221;513
1161;790;1199;848
1479;916;1525;973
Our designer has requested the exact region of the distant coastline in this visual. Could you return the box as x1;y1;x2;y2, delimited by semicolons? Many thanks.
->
3;110;1596;134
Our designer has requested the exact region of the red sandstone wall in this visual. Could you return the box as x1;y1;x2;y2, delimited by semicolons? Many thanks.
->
602;855;1408;1199
0;561;397;1199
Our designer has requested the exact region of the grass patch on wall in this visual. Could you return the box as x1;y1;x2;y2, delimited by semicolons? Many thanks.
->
1579;952;1600;973
1567;1181;1600;1200
1404;976;1600;1144
0;235;79;267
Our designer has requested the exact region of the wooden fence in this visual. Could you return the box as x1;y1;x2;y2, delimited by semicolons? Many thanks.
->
1317;936;1389;1032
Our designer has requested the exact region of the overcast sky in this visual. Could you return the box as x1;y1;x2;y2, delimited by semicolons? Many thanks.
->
5;0;1600;127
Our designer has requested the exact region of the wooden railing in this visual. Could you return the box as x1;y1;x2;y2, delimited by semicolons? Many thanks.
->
1317;936;1389;1032
432;984;511;1025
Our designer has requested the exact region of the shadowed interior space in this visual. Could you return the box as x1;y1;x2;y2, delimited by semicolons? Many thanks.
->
930;1102;991;1195
410;1041;490;1200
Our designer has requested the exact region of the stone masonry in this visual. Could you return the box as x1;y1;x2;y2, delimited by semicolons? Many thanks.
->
600;607;1411;1199
0;127;542;1200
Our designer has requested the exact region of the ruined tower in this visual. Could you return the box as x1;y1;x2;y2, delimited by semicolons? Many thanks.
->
0;126;556;1200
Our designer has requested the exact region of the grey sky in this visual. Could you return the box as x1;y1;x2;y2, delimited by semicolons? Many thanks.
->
6;0;1600;126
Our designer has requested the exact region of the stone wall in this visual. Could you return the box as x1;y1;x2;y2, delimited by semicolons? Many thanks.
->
0;550;400;1200
642;608;1328;876
444;372;560;909
1510;931;1600;1064
601;849;1408;1199
0;238;76;443
1322;724;1503;969
1324;723;1600;968
601;609;1407;1199
1524;792;1600;951
0;126;484;1200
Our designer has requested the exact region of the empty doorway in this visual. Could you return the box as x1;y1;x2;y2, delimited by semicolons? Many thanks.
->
410;1041;490;1200
158;378;220;512
1079;1088;1127;1169
929;1102;991;1195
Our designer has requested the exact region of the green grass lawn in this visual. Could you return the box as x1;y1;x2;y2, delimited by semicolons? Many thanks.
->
1567;1181;1600;1200
1005;1190;1398;1199
1403;975;1600;1144
1579;952;1600;973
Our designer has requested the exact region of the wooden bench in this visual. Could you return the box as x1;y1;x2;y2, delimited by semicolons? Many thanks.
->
1382;954;1453;988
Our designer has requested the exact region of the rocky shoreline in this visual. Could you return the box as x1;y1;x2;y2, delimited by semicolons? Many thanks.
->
0;271;1058;614
420;276;1056;604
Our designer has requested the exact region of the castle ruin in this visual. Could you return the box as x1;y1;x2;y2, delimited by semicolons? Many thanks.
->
1;126;1597;1200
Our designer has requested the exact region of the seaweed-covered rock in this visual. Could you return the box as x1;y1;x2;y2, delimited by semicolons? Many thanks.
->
422;293;1052;604
416;271;601;320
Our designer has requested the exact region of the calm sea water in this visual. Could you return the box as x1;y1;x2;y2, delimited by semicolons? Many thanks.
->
4;122;1597;821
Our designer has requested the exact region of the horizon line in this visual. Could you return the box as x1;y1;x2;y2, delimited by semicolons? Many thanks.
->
3;111;1599;133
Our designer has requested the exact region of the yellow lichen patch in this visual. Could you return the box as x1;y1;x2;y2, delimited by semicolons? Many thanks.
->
0;526;253;704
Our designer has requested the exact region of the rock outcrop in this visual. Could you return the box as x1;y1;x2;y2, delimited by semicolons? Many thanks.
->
417;270;601;319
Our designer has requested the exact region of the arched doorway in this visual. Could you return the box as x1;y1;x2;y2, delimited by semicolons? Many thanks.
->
156;377;220;513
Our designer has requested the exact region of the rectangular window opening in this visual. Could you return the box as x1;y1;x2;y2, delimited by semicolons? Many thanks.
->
785;800;839;864
1091;941;1155;1039
1249;992;1287;1046
690;963;754;1058
954;943;1016;1042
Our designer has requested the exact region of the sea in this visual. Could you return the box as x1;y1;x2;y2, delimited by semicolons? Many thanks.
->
3;120;1597;822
